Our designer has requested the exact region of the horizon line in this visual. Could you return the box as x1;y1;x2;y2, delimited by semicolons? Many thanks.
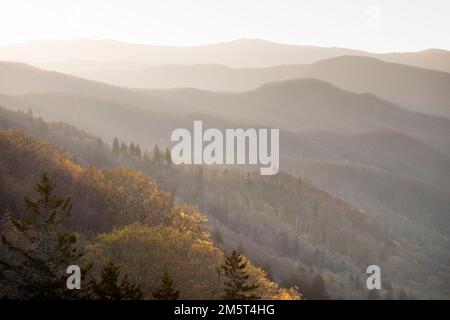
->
0;37;448;55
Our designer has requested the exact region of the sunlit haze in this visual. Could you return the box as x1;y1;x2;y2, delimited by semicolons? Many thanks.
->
1;0;450;52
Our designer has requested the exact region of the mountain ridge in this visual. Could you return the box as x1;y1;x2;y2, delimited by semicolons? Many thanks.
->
1;38;449;72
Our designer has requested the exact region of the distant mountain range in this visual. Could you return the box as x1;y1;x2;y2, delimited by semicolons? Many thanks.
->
2;41;448;119
49;56;450;119
0;38;449;72
1;42;449;299
1;61;449;186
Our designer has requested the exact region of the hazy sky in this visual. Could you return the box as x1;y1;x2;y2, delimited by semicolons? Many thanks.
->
1;0;449;52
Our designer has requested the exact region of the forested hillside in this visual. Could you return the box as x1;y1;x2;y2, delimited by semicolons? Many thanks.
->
1;106;445;299
0;127;299;299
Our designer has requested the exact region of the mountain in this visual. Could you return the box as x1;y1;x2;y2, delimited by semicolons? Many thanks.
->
3;61;449;136
1;62;448;183
0;39;362;68
0;61;189;115
281;130;450;188
56;56;450;119
1;39;449;72
152;79;450;154
75;64;309;91
302;56;450;119
4;56;450;120
0;125;298;299
283;158;450;269
378;49;450;74
0;105;397;299
0;92;186;149
1;95;449;298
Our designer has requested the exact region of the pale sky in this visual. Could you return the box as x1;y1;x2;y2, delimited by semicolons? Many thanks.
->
1;0;449;52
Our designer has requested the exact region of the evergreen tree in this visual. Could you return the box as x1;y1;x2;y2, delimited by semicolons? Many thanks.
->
153;145;162;165
308;273;329;300
129;142;136;156
135;144;142;159
91;262;143;300
164;147;172;165
0;172;86;299
112;137;120;157
152;271;179;300
221;250;260;300
119;142;128;155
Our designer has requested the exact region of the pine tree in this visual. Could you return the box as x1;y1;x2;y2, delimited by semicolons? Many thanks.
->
135;144;142;159
0;172;86;299
119;142;128;155
91;262;143;300
129;142;136;156
221;250;260;300
153;145;162;165
152;271;179;300
308;273;329;300
164;147;172;165
112;137;120;157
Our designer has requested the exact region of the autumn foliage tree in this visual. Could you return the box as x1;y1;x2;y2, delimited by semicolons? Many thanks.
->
0;129;299;300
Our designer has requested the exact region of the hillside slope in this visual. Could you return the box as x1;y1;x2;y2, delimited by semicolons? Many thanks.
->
0;127;294;299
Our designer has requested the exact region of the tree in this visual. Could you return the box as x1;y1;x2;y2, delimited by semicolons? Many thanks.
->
119;142;128;155
164;147;172;165
153;145;162;165
91;262;143;300
222;250;260;300
135;144;142;159
152;271;179;300
112;137;120;157
0;172;86;299
129;142;136;156
308;273;329;300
